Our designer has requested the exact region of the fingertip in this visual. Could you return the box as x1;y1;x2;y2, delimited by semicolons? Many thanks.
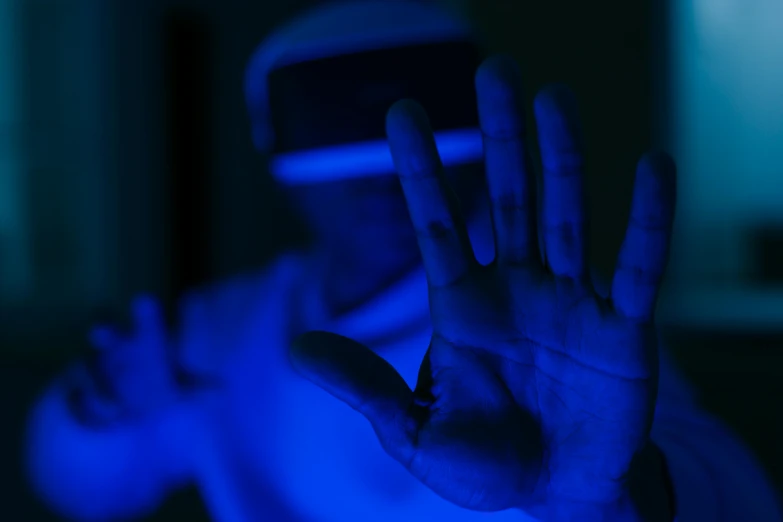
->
474;54;525;139
474;54;523;94
291;328;357;352
385;98;432;140
533;82;576;107
533;84;580;124
385;99;441;177
637;150;677;183
533;84;583;164
634;150;677;217
290;330;341;372
289;330;318;358
289;330;377;403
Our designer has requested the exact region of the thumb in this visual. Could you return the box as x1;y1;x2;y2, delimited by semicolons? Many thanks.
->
290;331;416;462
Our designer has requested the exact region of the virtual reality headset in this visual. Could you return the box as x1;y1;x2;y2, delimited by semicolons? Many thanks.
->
245;1;485;185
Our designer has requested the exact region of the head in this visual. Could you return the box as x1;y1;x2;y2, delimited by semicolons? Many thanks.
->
245;1;486;272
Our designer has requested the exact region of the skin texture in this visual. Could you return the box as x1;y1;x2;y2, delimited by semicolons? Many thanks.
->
290;55;677;521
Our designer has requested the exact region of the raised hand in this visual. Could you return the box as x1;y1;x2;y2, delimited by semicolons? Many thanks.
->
290;56;676;520
70;295;179;424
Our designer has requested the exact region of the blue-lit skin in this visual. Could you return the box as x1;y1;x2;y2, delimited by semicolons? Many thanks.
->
291;56;677;520
23;57;679;522
27;45;783;519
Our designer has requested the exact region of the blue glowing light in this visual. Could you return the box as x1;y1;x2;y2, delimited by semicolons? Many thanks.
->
269;127;484;184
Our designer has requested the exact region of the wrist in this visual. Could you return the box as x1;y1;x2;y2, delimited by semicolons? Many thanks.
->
605;441;675;522
544;442;674;522
625;440;675;522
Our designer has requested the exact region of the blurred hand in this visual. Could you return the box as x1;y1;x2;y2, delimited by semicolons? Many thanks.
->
291;56;676;520
70;295;179;425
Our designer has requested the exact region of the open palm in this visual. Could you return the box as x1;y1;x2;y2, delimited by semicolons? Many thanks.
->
291;56;676;518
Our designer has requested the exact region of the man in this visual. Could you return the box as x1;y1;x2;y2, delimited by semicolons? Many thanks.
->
25;2;782;521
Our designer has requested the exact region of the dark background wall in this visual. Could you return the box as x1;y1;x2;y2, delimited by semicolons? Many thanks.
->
1;0;780;520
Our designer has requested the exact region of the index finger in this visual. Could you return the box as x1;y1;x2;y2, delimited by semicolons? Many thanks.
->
386;99;477;288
